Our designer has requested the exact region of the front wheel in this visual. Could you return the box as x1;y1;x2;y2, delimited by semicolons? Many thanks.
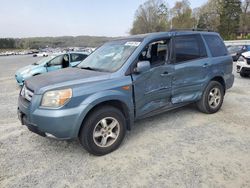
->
240;72;248;77
79;106;126;156
197;81;224;114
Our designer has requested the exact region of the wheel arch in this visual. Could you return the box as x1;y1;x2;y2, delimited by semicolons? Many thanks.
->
78;99;133;138
210;76;226;93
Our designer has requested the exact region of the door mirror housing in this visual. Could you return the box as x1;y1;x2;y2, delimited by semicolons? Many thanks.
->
135;61;150;73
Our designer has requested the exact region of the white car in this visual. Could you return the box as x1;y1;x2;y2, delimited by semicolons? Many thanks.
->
236;51;250;77
33;52;49;57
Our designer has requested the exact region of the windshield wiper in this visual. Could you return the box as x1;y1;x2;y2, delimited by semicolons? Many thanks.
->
80;66;95;70
79;66;106;72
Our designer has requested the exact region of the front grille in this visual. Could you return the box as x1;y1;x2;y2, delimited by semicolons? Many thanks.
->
20;85;34;102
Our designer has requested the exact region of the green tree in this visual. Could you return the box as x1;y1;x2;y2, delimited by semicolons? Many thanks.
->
130;0;169;35
0;38;15;49
218;0;242;39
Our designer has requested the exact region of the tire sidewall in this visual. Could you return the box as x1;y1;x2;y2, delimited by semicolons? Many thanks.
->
204;81;224;113
81;107;126;155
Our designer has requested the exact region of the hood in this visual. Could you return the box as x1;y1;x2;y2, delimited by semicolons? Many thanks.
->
241;51;250;58
25;67;110;94
16;65;36;75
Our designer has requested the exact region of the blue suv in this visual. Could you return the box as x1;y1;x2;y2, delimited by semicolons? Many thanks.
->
17;31;234;155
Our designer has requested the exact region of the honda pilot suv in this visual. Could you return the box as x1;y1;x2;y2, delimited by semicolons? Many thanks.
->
18;31;234;155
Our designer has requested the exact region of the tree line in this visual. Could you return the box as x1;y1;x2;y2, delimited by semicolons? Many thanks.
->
130;0;250;40
0;0;249;49
0;36;113;49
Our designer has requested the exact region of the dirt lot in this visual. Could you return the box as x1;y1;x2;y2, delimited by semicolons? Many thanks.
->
0;55;250;188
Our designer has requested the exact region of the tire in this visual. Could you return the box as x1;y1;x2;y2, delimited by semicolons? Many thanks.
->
79;106;126;156
197;81;224;114
240;72;248;77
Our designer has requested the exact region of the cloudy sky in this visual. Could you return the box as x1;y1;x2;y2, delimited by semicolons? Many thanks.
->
0;0;207;38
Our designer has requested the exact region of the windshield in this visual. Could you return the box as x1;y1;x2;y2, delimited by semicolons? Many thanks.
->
33;56;54;65
227;45;243;53
77;40;141;72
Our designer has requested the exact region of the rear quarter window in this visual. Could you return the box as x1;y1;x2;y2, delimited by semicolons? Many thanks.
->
203;35;228;57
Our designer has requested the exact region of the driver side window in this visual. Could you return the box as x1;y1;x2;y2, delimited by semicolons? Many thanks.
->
139;39;169;68
48;55;63;66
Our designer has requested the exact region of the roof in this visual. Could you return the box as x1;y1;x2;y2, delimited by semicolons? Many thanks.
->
113;30;218;41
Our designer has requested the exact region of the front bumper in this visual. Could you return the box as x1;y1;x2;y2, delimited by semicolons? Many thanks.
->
237;66;250;74
236;61;250;73
18;111;46;137
18;96;89;139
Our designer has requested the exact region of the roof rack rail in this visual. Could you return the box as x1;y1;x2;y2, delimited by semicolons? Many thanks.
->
169;28;214;32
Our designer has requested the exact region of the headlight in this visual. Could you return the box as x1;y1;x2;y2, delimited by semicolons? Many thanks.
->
41;88;72;108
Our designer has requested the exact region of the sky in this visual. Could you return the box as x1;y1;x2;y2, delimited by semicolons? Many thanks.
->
0;0;207;38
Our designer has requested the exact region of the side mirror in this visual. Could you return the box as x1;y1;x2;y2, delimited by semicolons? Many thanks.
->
135;61;150;73
45;62;50;67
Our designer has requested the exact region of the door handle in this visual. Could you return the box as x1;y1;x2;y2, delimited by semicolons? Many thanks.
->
203;63;209;68
160;71;169;76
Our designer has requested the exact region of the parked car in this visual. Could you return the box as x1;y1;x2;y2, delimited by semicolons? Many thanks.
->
15;52;89;85
236;51;250;77
33;52;49;57
227;45;250;61
18;31;234;155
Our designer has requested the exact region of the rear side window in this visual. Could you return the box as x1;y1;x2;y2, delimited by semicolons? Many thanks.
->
203;35;227;57
174;35;207;63
70;53;88;62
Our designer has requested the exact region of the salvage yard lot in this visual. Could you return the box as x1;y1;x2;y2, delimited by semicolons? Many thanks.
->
0;55;250;188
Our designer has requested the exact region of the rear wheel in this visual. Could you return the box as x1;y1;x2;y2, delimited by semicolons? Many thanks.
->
197;81;224;114
79;106;126;156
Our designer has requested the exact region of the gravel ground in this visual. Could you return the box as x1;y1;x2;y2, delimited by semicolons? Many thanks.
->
0;55;250;188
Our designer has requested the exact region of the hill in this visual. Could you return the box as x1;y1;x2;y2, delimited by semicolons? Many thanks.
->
0;35;115;49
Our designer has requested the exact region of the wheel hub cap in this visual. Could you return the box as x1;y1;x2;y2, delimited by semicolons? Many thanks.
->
208;88;221;108
93;117;120;148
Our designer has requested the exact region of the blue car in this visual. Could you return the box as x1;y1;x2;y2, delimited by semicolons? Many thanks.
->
15;52;89;85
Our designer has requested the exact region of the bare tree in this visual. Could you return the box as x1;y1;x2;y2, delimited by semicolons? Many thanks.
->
170;0;195;29
239;0;250;37
196;0;220;31
130;0;169;34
